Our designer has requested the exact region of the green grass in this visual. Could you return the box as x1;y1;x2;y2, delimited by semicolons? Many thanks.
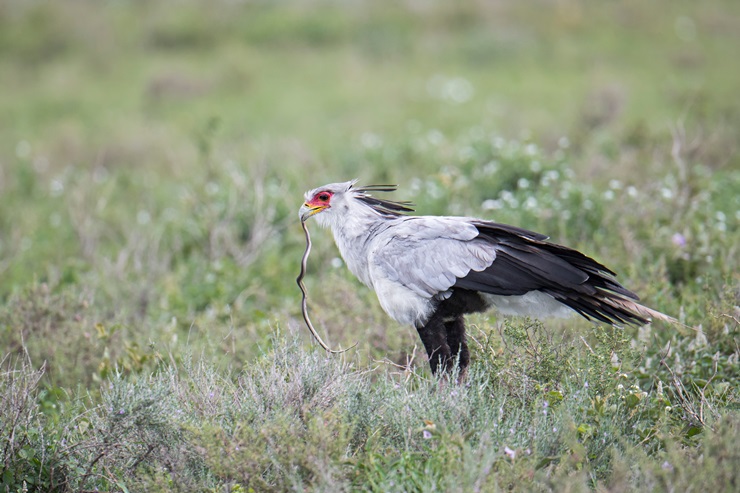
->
1;0;739;491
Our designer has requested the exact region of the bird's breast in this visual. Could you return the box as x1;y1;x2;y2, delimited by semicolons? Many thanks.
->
372;278;435;326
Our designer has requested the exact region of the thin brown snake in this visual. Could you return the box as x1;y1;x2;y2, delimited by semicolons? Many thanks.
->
297;220;357;354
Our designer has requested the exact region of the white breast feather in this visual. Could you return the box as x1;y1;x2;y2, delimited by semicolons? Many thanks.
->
372;278;435;326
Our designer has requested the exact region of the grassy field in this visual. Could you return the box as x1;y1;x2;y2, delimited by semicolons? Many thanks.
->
1;0;739;491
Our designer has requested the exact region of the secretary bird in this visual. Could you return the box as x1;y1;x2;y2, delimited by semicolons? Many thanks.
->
299;180;675;377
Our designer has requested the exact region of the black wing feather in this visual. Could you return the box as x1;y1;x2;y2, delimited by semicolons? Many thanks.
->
454;220;648;325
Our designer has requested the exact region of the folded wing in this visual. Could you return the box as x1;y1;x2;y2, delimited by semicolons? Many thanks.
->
369;217;672;326
458;221;654;325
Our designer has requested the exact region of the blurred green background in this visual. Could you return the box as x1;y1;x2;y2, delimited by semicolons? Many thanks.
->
1;1;739;491
1;0;738;383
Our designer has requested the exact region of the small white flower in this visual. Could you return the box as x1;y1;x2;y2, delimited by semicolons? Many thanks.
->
503;446;516;459
523;197;538;210
427;129;445;146
50;179;64;197
481;199;503;211
137;210;151;225
446;77;474;103
361;132;382;149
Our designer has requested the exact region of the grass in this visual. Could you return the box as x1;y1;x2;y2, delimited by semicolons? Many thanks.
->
2;332;738;491
1;0;739;491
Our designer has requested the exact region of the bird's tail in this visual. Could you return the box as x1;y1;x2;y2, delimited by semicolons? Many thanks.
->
597;295;678;325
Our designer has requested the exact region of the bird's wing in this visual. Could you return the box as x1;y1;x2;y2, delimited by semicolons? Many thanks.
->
454;220;593;295
458;220;635;297
367;216;499;299
372;217;632;298
456;220;658;325
367;216;670;326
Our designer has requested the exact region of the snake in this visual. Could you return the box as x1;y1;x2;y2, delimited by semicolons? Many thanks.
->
296;220;357;354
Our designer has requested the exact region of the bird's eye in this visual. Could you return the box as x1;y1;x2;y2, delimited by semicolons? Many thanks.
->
318;193;330;202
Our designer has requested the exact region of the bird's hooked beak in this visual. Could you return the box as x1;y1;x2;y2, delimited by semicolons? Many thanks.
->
299;202;328;222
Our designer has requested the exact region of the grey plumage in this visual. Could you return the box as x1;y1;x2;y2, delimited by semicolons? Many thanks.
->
299;180;675;376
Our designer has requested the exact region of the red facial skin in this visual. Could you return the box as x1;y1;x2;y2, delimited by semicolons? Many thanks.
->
306;190;333;209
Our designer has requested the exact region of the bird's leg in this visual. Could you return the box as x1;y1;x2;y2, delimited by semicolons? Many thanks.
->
417;289;489;377
444;315;469;380
415;314;452;376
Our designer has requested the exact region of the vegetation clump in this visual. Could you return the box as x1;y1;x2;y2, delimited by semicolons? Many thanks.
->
1;0;739;491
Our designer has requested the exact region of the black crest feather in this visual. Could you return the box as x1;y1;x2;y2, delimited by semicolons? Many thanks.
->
353;183;415;216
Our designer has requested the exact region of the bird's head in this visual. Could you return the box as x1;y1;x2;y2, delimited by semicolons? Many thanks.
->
299;180;354;227
299;180;414;227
